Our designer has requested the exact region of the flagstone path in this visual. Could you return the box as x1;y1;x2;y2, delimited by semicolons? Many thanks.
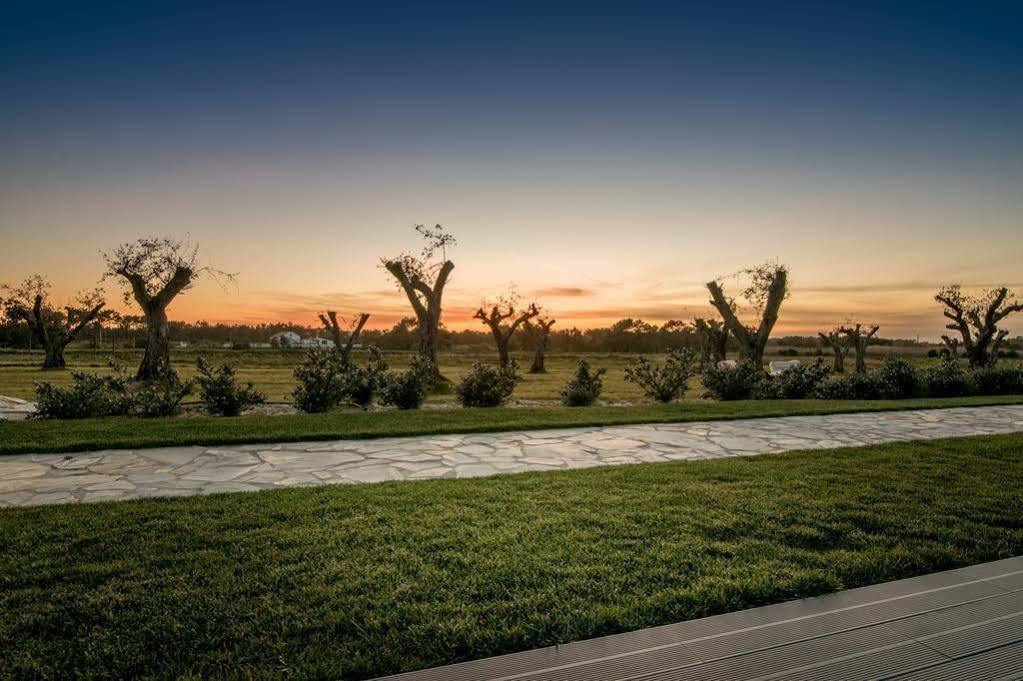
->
2;405;1022;508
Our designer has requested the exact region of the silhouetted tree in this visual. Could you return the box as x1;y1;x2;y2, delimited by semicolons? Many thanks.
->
707;263;788;368
319;310;370;364
524;316;556;373
818;328;851;373
839;323;879;374
1;275;108;369
474;298;539;369
382;225;456;380
104;237;230;380
935;285;1022;368
694;318;729;364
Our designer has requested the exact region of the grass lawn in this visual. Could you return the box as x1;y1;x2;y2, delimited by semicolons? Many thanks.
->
3;395;1023;455
2;433;1022;678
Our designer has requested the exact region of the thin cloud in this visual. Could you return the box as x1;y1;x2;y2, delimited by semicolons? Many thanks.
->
529;287;596;298
799;280;1023;294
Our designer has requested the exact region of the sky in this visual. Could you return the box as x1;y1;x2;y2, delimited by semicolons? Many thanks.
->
1;1;1022;338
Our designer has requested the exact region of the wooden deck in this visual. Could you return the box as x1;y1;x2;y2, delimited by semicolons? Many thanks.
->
377;556;1023;680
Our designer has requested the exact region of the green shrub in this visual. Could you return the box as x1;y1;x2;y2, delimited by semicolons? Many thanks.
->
341;347;389;408
455;361;516;407
292;348;347;413
874;357;921;399
750;376;783;400
971;365;1023;395
624;348;698;402
379;355;432;410
776;359;831;399
133;371;194;418
34;371;128;419
924;358;972;398
812;372;881;400
561;359;607;406
195;357;266;416
701;360;764;401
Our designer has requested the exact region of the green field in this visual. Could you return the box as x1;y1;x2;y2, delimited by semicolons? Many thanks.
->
3;432;1022;679
0;346;974;404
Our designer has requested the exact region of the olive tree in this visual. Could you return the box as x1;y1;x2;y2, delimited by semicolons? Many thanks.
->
318;310;370;365
474;296;539;369
818;327;851;373
1;275;108;369
382;225;455;380
935;285;1022;368
839;323;879;374
706;263;788;368
104;237;229;380
524;316;556;373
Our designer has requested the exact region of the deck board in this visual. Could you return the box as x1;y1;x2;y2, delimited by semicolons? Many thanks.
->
376;556;1023;680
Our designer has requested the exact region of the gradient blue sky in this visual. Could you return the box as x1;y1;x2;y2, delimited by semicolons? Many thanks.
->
2;1;1021;336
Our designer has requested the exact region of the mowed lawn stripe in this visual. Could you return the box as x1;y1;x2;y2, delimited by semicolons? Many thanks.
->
2;432;1023;679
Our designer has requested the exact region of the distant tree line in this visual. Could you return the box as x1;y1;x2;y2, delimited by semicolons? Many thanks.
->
2;314;994;355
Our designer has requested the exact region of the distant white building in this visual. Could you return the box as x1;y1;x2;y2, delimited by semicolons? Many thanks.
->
269;331;302;347
268;332;335;349
299;336;334;349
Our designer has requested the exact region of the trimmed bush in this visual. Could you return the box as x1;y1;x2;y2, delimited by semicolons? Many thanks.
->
34;371;130;419
925;358;972;398
811;372;881;400
455;361;515;407
777;359;831;399
133;371;194;418
561;360;607;406
196;357;266;416
341;347;389;408
875;357;921;399
292;348;347;413
701;360;764;401
750;376;783;400
379;355;433;410
624;348;698;403
971;365;1023;395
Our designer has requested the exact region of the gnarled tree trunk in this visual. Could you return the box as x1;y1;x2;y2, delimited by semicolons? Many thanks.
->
936;286;1022;368
320;311;370;364
474;303;539;369
706;267;787;368
119;266;193;381
839;324;878;374
139;306;171;380
14;294;104;370
384;260;454;381
43;343;67;369
818;330;849;373
525;318;555;373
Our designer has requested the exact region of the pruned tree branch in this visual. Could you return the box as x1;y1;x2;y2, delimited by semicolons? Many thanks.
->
935;285;1021;367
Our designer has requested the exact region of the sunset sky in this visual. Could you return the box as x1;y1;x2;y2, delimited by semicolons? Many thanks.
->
2;2;1021;338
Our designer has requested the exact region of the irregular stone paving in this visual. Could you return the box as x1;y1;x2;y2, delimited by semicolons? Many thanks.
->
2;405;1023;508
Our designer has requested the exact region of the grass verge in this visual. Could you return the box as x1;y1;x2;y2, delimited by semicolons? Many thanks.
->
2;394;1023;455
2;432;1023;678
